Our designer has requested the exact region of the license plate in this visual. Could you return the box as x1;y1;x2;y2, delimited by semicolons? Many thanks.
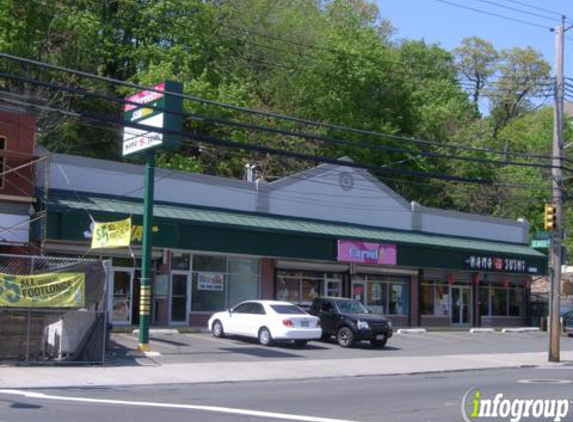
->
301;321;309;327
375;334;386;340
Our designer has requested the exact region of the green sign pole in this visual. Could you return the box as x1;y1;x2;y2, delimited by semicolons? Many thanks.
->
138;151;155;351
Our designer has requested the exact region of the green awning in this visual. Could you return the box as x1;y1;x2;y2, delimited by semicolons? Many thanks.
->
48;190;545;259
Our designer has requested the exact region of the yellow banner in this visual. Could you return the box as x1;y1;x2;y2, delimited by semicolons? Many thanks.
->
0;272;85;308
91;218;131;249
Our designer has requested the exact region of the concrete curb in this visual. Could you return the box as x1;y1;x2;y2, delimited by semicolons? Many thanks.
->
0;351;570;389
396;328;427;334
131;329;179;335
501;327;541;333
470;328;496;333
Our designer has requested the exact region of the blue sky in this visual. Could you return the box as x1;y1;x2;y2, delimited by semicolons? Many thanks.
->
375;0;572;76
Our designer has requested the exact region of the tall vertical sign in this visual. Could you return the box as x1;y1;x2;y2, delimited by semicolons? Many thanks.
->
122;81;183;156
122;81;183;352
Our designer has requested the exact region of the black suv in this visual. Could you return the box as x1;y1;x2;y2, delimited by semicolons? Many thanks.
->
308;297;393;348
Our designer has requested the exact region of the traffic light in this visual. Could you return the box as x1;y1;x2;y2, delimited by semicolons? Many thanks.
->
544;204;557;231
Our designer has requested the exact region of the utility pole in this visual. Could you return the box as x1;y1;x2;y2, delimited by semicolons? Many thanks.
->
138;151;155;352
549;20;565;362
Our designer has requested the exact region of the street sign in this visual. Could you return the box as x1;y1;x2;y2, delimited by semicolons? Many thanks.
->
535;230;552;240
531;239;551;249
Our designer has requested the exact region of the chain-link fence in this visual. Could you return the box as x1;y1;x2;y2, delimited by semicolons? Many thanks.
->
0;254;110;364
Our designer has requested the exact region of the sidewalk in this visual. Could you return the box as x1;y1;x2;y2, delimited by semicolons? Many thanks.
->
1;350;572;389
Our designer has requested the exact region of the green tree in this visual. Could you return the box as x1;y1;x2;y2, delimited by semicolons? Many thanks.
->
489;47;551;138
454;36;498;110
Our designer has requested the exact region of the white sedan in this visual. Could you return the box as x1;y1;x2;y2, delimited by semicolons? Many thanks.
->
208;300;322;347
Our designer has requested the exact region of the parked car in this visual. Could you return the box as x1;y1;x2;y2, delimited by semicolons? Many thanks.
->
308;297;393;348
208;300;322;347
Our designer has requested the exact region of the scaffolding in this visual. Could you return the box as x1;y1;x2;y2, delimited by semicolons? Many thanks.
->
0;254;110;365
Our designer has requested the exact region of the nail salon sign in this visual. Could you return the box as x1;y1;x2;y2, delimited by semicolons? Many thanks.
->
337;240;397;265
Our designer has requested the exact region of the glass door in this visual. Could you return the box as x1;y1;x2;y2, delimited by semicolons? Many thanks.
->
111;267;134;325
451;286;471;325
170;271;190;324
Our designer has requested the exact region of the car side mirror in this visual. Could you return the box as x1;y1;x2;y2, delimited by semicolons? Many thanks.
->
228;309;233;316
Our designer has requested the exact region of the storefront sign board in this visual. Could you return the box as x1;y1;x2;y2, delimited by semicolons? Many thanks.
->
337;240;397;265
0;272;85;308
57;211;179;248
122;81;183;156
464;255;531;273
91;218;131;249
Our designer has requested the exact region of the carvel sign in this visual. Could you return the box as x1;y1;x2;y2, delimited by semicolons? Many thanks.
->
337;240;397;265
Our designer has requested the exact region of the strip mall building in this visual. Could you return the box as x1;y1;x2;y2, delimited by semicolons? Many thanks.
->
38;152;547;329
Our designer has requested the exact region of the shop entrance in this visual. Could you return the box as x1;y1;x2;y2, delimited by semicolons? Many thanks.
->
451;285;471;325
111;267;134;325
170;271;190;324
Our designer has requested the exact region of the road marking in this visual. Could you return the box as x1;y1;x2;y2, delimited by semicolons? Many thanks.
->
517;379;573;384
0;390;361;422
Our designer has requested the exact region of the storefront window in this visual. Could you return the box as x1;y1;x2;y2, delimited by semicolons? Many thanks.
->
435;284;449;316
326;280;341;297
389;283;408;315
367;282;388;314
301;278;321;302
420;284;434;315
191;255;259;312
227;258;259;307
491;287;508;316
479;285;490;317
193;255;226;272
352;274;409;315
275;271;342;303
192;272;226;312
509;287;524;317
276;277;300;302
171;252;191;270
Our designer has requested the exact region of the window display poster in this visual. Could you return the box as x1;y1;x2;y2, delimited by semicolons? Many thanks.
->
197;273;225;291
353;284;364;302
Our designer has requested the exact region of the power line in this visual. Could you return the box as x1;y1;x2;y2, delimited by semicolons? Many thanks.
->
2;91;502;186
0;53;564;166
498;0;570;20
467;0;563;23
425;0;552;30
3;70;569;172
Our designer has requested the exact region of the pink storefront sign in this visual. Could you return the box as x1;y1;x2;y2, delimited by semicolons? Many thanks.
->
124;82;166;112
337;240;397;265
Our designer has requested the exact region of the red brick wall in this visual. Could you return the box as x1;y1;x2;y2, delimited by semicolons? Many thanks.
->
387;315;409;328
0;111;37;198
410;275;419;327
481;316;523;328
420;316;451;327
190;313;210;328
260;258;275;300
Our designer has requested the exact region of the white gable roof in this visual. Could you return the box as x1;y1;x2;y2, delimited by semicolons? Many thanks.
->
267;158;413;230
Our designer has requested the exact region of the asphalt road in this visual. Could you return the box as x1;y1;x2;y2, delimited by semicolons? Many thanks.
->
107;330;573;365
2;367;573;422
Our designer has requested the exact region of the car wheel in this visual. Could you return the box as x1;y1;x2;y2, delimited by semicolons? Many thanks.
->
258;327;273;346
337;326;355;348
370;337;387;349
294;340;308;348
212;320;225;338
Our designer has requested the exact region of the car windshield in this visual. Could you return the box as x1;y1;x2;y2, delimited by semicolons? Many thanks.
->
270;304;306;315
335;300;369;314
